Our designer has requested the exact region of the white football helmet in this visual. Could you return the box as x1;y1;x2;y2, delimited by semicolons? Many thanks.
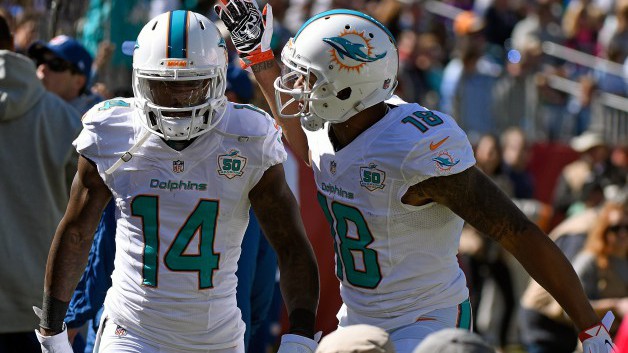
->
133;10;228;140
274;9;398;131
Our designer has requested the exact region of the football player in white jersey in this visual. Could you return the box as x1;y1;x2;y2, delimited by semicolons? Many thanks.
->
34;10;320;353
215;2;617;352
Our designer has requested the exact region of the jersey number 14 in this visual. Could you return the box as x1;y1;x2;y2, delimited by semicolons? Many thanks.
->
131;195;221;289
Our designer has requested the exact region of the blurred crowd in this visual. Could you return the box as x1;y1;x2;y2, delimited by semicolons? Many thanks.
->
0;0;627;352
3;0;628;141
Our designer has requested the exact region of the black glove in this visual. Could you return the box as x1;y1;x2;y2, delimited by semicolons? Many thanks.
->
215;0;266;54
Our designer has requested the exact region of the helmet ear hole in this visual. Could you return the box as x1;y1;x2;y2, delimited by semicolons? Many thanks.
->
337;87;352;101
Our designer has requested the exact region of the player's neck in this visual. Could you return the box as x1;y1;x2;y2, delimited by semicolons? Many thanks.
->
163;137;197;151
330;102;390;150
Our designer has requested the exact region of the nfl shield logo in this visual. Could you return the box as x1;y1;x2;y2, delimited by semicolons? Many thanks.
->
330;160;337;175
173;160;184;173
114;325;127;337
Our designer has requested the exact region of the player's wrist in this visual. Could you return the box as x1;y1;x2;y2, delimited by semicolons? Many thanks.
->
579;321;611;342
288;308;316;339
36;293;70;333
239;48;275;70
38;327;63;337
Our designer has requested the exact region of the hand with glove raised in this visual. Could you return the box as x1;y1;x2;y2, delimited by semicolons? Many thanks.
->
580;311;617;353
214;0;274;69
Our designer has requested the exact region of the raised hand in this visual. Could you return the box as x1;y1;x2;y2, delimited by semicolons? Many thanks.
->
214;0;274;68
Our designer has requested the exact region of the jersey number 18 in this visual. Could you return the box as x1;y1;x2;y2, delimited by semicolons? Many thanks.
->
318;193;382;289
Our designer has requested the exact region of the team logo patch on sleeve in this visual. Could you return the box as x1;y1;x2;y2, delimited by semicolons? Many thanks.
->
173;160;184;173
433;151;460;173
360;163;386;191
217;149;247;179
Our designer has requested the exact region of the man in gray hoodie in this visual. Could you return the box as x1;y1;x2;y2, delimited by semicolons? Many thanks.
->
0;15;82;353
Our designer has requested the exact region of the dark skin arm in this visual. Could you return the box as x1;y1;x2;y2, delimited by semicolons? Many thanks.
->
403;165;600;332
251;60;311;164
248;163;319;334
40;156;112;335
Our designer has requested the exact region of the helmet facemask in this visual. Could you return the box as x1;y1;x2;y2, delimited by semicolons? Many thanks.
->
273;49;335;131
133;65;227;140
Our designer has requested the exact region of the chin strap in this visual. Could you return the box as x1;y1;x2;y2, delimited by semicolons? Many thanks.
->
105;130;152;175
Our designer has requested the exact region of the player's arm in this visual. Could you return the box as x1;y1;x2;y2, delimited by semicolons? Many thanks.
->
251;59;310;164
406;166;600;332
249;163;319;338
214;0;310;164
39;155;112;336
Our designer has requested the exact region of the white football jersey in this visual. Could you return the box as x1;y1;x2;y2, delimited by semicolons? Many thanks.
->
305;96;476;331
73;98;286;350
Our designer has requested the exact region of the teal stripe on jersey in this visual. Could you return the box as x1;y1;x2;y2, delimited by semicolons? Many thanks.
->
168;10;188;58
456;298;473;330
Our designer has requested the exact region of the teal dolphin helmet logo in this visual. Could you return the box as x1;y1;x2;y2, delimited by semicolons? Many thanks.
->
323;29;387;73
323;36;387;63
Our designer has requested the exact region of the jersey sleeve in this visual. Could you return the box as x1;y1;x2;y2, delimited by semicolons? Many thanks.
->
400;111;476;185
73;105;101;160
72;99;136;173
261;114;288;170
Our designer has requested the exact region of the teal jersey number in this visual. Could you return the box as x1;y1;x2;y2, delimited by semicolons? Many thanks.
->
131;196;221;289
317;193;382;289
233;103;266;116
402;110;444;133
221;158;242;172
98;99;130;111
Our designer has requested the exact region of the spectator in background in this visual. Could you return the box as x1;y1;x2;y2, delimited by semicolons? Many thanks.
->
28;35;102;115
500;127;535;200
553;131;614;218
491;41;543;134
562;0;605;71
482;0;523;60
511;0;565;59
441;11;501;143
397;31;444;109
463;134;515;350
595;34;628;97
519;198;627;353
315;325;396;353
571;201;628;335
12;10;39;55
0;7;14;32
412;329;495;353
0;15;82;353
